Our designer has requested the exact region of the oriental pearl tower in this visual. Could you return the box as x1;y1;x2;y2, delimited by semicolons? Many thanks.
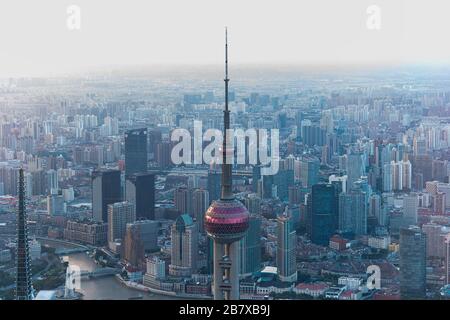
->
204;28;249;300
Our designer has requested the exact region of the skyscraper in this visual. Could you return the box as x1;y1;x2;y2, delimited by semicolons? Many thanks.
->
400;226;426;299
174;186;193;216
125;128;148;177
252;165;261;193
192;189;209;233
413;136;427;156
129;220;159;252
107;201;136;250
288;186;302;206
155;141;172;169
169;214;198;277
204;29;249;300
301;122;326;147
123;223;145;267
46;169;58;195
240;214;262;276
403;193;419;226
384;160;412;192
299;156;319;189
433;192;446;215
16;168;34;300
148;129;162;157
369;193;383;225
277;210;297;282
432;159;448;182
125;172;155;220
339;191;367;236
245;193;261;215
422;223;444;259
92;169;121;222
309;183;339;246
47;194;65;216
262;174;274;199
207;170;221;204
347;152;365;190
273;168;294;201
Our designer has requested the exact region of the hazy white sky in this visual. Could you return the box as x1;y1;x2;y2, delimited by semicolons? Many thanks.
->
1;0;450;77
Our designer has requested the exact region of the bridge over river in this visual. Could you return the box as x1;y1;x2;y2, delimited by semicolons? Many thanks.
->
80;267;121;279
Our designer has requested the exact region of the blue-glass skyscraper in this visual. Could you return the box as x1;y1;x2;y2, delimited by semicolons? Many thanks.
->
309;183;339;246
207;170;221;204
273;168;294;202
400;226;426;299
240;214;262;276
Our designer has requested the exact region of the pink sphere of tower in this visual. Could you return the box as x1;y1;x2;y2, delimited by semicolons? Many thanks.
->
204;198;249;244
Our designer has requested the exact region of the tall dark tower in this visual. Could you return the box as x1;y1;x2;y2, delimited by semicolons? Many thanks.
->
92;169;121;222
16;168;34;300
125;172;156;220
125;128;148;177
204;29;249;300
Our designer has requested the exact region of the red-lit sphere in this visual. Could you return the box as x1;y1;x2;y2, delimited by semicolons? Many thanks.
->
204;199;249;243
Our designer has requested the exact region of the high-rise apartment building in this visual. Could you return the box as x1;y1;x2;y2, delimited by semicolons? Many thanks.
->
107;201;136;249
422;223;445;258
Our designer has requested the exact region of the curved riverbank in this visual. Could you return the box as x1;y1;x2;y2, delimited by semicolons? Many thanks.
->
38;239;182;300
116;275;212;299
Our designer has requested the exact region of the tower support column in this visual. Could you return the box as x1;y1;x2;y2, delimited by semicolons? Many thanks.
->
213;241;224;300
228;241;240;300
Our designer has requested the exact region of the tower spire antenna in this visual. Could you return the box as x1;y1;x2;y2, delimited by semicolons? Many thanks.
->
221;26;232;200
225;27;228;84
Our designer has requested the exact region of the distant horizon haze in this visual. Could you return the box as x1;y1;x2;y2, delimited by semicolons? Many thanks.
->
1;0;450;77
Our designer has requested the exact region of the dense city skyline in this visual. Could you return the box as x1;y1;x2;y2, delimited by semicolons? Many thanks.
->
1;1;450;305
0;61;449;300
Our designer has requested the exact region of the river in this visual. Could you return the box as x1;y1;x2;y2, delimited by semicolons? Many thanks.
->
67;252;179;300
39;238;180;300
